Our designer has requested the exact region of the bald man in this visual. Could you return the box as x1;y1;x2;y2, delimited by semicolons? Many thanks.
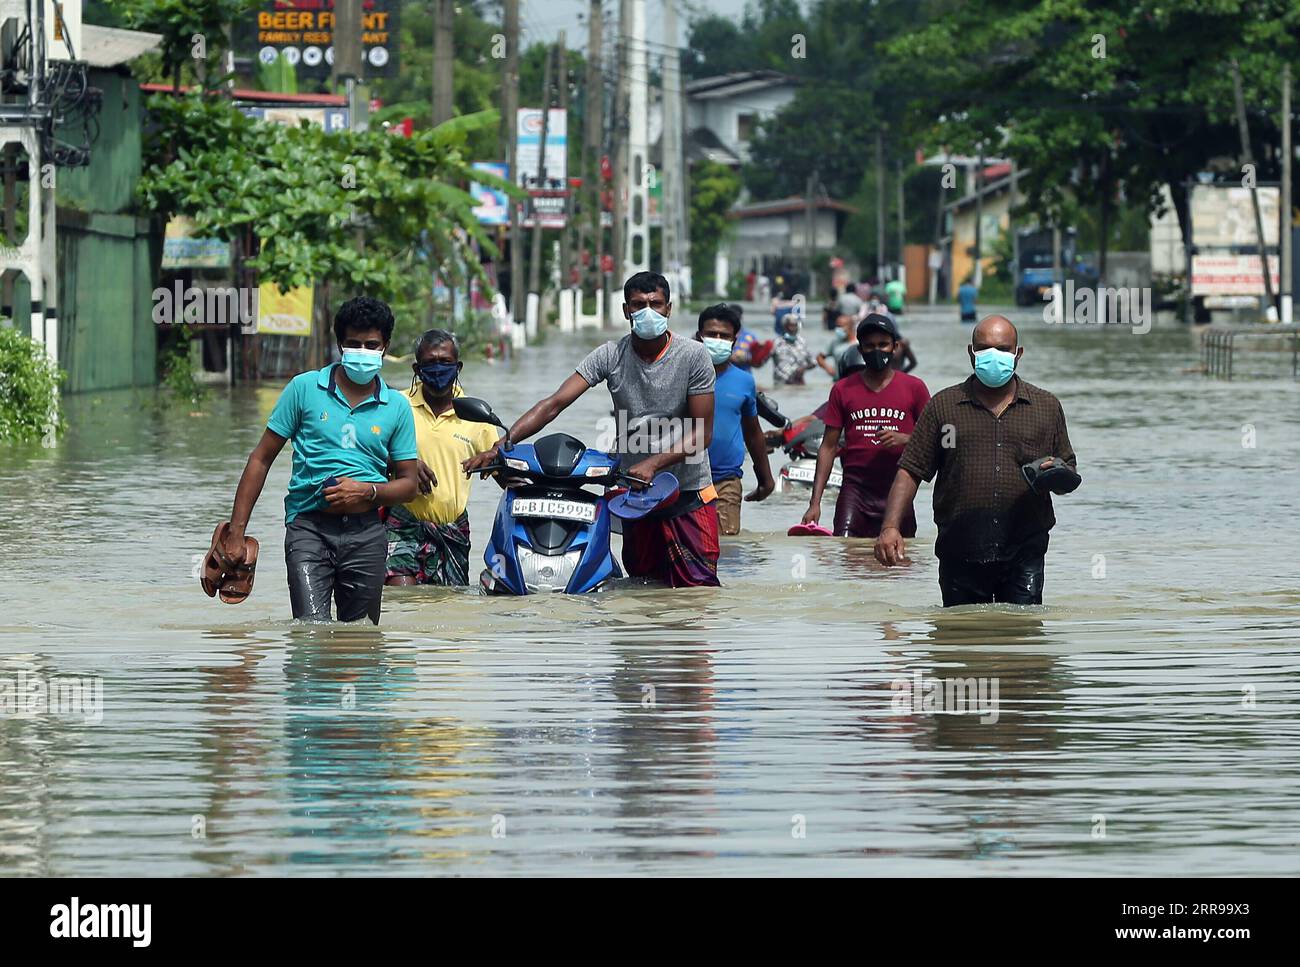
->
874;315;1080;605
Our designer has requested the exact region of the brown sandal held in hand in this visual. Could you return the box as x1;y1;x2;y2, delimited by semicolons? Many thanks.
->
218;536;259;604
201;522;234;598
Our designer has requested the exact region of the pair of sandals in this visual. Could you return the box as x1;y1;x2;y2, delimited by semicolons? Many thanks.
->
200;522;259;604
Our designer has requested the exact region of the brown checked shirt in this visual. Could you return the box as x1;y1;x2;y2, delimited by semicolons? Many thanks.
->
898;376;1078;563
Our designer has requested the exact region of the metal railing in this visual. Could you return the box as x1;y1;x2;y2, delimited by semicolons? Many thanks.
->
1202;325;1300;379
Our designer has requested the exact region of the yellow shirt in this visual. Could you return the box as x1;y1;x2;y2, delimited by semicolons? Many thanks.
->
402;385;500;524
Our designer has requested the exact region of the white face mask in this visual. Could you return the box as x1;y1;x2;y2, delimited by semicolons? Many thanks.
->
702;336;734;364
630;306;669;339
341;347;384;383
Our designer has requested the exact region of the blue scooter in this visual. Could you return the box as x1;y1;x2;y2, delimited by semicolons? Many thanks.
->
454;398;678;594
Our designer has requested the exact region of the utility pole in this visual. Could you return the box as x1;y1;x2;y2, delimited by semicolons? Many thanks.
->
931;153;946;305
1009;160;1019;285
582;0;604;301
433;0;454;125
528;42;556;299
805;170;816;299
503;0;522;322
624;0;649;279
611;0;631;307
1283;63;1293;324
875;131;885;282
1231;59;1277;313
973;146;984;287
661;0;687;299
896;156;905;290
332;0;363;130
557;31;572;292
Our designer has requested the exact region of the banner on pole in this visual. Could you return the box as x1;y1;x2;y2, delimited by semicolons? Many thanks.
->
471;162;511;225
516;109;567;189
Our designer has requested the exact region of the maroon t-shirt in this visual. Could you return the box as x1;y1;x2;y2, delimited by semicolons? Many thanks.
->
822;370;931;487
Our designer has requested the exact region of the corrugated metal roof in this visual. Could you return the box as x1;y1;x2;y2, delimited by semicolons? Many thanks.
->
80;24;162;68
685;70;799;99
728;196;860;219
139;83;348;107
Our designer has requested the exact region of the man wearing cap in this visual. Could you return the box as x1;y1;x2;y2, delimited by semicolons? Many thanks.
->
874;314;1080;605
802;313;930;538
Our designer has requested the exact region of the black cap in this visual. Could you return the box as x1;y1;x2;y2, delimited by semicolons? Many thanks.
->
857;313;900;340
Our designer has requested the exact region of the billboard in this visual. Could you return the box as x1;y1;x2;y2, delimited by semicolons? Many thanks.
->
516;109;566;189
1190;185;1280;248
522;190;569;230
252;0;398;78
240;104;350;131
471;162;510;226
162;217;230;270
1190;254;1280;296
257;282;314;337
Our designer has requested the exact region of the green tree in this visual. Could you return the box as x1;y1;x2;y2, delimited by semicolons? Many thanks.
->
689;161;743;294
138;93;518;345
684;0;808;79
889;0;1300;270
744;88;878;201
737;0;936;215
117;0;257;90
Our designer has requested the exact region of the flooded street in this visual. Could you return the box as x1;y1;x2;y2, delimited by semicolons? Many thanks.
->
3;305;1299;876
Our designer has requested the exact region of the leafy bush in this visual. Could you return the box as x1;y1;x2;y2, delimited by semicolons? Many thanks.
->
159;326;206;403
0;325;64;444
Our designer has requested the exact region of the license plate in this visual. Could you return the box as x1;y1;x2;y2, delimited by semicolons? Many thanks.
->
783;465;841;486
512;497;597;523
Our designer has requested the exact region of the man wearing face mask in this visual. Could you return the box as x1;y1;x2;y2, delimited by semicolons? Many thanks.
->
219;297;420;622
378;329;499;586
874;315;1081;605
697;304;775;535
802;314;930;538
463;271;721;588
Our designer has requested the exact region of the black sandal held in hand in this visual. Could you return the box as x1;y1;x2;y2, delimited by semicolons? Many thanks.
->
1021;456;1081;495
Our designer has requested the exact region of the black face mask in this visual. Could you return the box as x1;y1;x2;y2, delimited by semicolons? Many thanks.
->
863;349;893;372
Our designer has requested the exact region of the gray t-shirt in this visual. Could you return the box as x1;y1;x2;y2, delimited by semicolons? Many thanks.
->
576;332;715;491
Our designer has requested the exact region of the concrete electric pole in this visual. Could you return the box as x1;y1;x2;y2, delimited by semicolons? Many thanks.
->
433;0;455;125
623;0;649;280
661;0;688;299
611;0;630;317
503;0;523;322
582;0;604;301
332;0;363;130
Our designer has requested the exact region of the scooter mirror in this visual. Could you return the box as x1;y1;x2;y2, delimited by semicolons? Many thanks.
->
756;391;791;429
453;397;505;428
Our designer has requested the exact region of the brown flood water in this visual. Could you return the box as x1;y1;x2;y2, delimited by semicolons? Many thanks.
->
1;304;1298;875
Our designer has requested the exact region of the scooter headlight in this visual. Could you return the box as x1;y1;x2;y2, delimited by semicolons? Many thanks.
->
517;546;584;592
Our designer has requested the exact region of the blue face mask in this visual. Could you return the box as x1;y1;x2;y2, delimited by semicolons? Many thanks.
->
630;306;669;339
417;361;460;391
341;347;384;383
972;347;1017;387
701;336;734;364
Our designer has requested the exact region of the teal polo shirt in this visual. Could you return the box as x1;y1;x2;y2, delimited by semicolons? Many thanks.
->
267;363;418;524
